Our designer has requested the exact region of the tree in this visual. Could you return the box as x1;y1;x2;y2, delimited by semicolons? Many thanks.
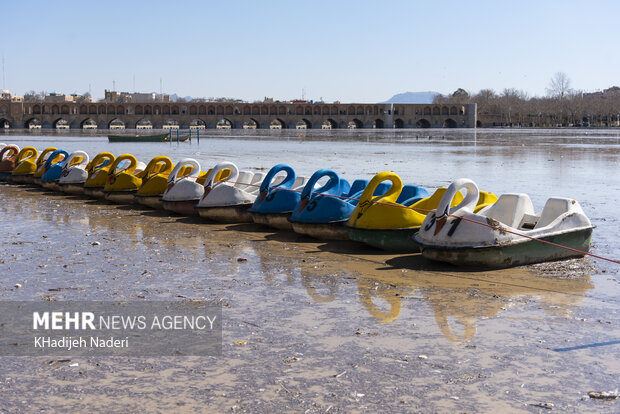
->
546;72;571;99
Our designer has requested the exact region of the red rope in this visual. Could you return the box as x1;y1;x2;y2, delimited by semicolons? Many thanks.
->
211;178;619;265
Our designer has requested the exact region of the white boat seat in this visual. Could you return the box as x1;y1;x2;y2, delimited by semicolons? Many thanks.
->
292;176;309;189
534;198;573;229
518;213;540;230
234;171;254;191
483;193;534;228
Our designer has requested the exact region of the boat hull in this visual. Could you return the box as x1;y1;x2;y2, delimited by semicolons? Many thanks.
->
162;199;199;216
418;228;593;268
108;133;169;142
41;181;61;192
291;221;349;240
347;226;421;252
0;172;13;182
84;187;106;199
11;174;34;184
104;191;137;204
250;212;294;231
197;204;254;223
32;177;43;186
136;195;164;209
59;183;86;195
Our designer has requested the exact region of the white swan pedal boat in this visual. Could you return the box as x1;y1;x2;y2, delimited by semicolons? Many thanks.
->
196;161;266;223
415;178;594;268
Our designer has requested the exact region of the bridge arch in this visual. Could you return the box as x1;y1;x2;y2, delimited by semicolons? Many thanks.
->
441;106;449;115
61;105;69;115
117;105;124;115
217;118;232;129
79;105;87;114
144;105;152;115
136;119;153;129
51;105;59;114
88;105;97;115
0;118;13;129
189;105;197;115
53;118;70;129
198;105;206;115
416;119;431;128
32;104;41;115
243;118;259;129
107;106;116;115
323;119;337;129
108;118;125;129
24;118;41;129
432;106;440;115
444;118;457;128
374;119;384;128
135;105;143;115
423;106;431;116
394;118;405;129
450;106;457;115
348;119;363;129
190;119;206;129
163;119;179;130
296;119;311;129
270;118;286;129
80;118;98;129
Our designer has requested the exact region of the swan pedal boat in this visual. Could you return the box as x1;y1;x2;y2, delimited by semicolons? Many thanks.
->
102;154;147;204
248;164;310;231
40;149;71;191
195;161;266;223
415;178;594;268
346;171;497;252
42;150;89;192
83;152;116;199
11;146;38;184
161;159;231;216
134;156;175;209
0;145;20;182
288;169;392;240
57;151;92;194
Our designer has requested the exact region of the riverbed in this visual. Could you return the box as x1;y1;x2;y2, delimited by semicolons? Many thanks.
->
0;128;618;412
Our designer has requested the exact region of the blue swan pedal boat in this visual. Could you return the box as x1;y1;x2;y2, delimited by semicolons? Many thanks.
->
288;169;390;240
248;164;310;231
415;178;594;268
40;149;70;191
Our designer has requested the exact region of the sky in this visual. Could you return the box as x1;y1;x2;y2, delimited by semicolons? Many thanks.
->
2;0;620;103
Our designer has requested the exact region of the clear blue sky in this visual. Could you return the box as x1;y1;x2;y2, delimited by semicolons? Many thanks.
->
2;0;619;102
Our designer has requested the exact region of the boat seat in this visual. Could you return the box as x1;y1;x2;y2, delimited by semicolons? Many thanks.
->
534;198;573;229
484;193;534;228
234;171;254;190
518;213;540;230
293;176;309;190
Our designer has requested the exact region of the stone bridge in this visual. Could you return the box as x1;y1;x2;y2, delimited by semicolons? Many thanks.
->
0;101;477;129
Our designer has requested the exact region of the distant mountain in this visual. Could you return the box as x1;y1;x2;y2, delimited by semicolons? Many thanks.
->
383;91;440;104
168;94;193;102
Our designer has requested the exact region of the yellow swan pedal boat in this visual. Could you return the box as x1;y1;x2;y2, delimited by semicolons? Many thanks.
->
346;171;497;252
11;146;39;184
84;152;116;198
103;154;147;204
135;156;175;209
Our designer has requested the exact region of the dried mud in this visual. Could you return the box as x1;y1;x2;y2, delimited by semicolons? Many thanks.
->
0;130;618;412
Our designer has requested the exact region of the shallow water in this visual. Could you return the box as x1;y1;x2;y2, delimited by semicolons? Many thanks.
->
1;128;619;412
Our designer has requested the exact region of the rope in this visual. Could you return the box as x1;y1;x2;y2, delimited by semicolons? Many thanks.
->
205;177;619;265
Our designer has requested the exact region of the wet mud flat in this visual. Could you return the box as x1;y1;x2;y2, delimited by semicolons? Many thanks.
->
0;183;618;413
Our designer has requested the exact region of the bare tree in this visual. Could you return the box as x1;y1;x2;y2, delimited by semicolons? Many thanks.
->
546;72;572;99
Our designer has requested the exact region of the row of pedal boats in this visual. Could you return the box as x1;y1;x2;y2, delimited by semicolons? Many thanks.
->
0;143;594;269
